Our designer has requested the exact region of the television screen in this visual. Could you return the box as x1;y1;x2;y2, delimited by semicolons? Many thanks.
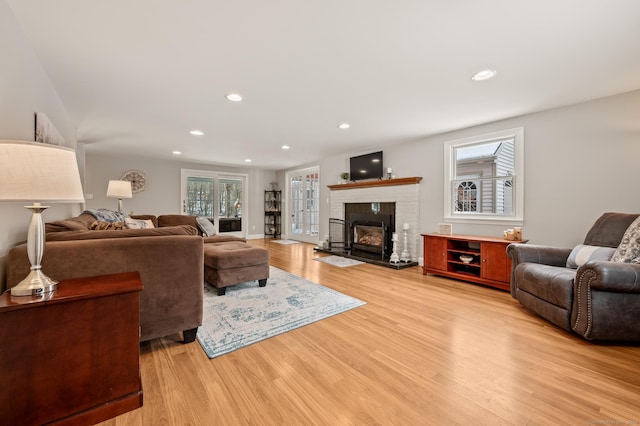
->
349;151;383;181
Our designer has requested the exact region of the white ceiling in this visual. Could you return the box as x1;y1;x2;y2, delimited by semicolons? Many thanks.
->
7;0;640;169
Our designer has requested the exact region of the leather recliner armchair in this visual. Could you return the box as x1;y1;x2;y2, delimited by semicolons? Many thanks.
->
506;212;640;342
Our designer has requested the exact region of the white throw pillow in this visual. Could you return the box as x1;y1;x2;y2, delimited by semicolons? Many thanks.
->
566;244;616;269
196;216;217;236
124;217;155;229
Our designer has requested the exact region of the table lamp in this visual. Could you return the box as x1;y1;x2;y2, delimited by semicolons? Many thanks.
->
0;140;85;296
106;180;132;212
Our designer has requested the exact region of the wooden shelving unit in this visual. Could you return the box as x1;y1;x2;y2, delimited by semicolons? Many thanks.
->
422;233;527;291
264;190;282;238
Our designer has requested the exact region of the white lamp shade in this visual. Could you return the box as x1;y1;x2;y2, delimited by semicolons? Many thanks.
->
0;140;84;203
106;180;132;199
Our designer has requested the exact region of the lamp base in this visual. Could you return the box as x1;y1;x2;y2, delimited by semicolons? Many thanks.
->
10;269;58;296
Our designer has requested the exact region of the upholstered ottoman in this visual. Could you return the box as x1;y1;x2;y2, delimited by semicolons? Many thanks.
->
203;242;269;295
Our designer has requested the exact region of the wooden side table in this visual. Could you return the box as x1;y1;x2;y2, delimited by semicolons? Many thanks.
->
0;272;143;425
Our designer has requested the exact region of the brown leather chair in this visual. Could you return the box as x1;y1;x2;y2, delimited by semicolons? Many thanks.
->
507;212;640;342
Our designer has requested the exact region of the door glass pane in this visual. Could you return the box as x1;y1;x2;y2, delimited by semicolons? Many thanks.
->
218;178;242;232
290;175;303;235
305;172;319;236
186;176;214;217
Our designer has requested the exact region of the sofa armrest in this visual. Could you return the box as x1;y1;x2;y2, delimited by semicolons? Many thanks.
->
576;262;640;293
572;261;640;341
506;244;572;297
506;244;572;267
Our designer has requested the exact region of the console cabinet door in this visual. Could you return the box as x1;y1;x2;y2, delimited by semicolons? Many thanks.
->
481;242;510;283
424;235;447;271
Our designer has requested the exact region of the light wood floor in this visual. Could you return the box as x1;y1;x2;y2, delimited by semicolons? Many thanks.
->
100;239;640;425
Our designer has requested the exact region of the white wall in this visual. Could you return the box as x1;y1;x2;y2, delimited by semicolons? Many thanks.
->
345;90;640;252
0;2;81;291
85;152;276;238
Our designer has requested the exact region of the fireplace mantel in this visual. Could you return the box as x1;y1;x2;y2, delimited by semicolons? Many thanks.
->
328;177;422;191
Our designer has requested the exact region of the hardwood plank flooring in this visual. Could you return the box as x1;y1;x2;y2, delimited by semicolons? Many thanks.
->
100;239;640;425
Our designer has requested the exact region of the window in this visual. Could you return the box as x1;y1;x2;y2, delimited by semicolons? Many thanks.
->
181;169;247;235
444;127;524;223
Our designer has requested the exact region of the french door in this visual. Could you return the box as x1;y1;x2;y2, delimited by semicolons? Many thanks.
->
180;169;247;237
286;167;319;243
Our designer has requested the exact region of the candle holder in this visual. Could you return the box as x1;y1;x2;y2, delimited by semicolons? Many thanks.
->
400;223;411;263
390;232;400;264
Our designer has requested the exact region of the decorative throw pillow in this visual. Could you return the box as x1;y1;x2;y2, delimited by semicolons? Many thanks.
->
124;217;155;229
566;244;616;268
196;216;217;236
611;216;640;264
89;220;124;230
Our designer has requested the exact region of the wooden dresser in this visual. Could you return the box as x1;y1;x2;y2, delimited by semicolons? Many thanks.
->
422;233;527;291
0;272;143;425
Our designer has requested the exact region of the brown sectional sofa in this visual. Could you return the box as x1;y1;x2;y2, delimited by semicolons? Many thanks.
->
6;213;246;343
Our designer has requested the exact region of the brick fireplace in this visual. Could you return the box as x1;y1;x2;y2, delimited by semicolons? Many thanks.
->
328;177;421;263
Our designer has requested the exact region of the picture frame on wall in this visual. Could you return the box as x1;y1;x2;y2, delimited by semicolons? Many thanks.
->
34;112;65;146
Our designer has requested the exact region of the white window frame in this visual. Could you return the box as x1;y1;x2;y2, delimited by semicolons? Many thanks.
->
443;127;524;224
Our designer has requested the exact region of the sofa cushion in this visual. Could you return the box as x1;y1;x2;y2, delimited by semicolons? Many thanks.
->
196;216;216;236
158;214;198;229
611;216;640;264
46;213;96;233
514;263;576;309
584;212;640;248
566;244;616;268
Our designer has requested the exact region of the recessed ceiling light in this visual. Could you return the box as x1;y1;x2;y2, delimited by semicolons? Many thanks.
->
471;69;497;81
172;150;182;155
338;123;351;129
226;93;243;102
281;145;290;150
190;130;204;136
244;158;252;163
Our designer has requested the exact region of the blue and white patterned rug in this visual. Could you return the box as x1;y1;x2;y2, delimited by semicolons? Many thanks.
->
197;266;366;359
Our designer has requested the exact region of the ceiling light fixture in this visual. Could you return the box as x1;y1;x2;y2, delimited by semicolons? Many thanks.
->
172;150;182;155
244;158;252;163
338;123;351;129
190;130;204;136
281;145;290;150
471;69;497;81
226;93;243;102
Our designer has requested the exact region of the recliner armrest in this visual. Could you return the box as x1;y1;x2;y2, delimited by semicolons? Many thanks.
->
506;244;572;297
576;262;640;293
506;244;571;267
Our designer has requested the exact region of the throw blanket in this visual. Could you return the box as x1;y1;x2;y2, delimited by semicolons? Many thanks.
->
83;209;130;223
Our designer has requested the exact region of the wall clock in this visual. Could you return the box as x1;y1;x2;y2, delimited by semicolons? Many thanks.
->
121;170;147;193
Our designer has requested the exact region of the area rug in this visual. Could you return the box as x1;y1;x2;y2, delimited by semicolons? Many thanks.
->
314;255;365;268
197;266;366;358
271;239;301;244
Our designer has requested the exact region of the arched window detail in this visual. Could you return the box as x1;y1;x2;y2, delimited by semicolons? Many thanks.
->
455;181;477;212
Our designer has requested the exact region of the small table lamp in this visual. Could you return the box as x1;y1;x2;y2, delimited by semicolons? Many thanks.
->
0;140;85;296
106;180;132;212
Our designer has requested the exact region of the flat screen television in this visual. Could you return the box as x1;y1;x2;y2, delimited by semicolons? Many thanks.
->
349;151;383;181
